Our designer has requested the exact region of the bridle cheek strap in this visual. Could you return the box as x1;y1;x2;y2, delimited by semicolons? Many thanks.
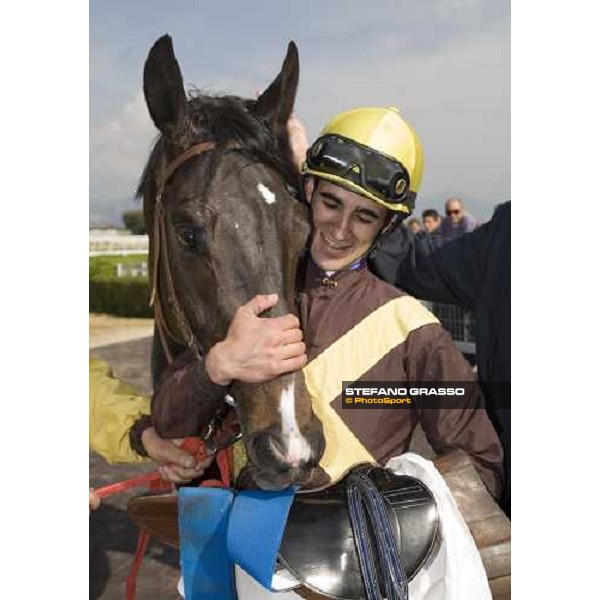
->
150;141;216;364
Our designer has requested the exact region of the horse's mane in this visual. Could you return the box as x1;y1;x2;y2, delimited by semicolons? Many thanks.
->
136;91;297;203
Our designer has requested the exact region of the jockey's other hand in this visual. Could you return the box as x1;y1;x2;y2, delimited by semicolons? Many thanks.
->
141;427;214;484
287;113;309;174
205;293;307;385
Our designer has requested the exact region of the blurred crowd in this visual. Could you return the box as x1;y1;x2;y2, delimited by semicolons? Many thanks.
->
405;197;478;247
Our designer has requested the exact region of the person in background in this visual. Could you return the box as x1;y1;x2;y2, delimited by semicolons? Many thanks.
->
419;208;444;250
370;202;511;516
406;217;422;233
89;358;213;509
421;208;441;234
438;197;477;242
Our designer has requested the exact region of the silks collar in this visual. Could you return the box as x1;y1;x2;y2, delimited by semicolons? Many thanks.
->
308;254;367;276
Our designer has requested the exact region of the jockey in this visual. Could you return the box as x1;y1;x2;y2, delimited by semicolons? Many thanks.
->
289;106;503;496
300;107;511;515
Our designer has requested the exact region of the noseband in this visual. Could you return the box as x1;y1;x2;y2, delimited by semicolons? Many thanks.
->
150;141;216;364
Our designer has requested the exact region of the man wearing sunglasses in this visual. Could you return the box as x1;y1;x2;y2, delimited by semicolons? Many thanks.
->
439;197;478;242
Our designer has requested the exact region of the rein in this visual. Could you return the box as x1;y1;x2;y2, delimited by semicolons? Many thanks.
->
150;140;216;364
347;471;409;600
148;139;244;451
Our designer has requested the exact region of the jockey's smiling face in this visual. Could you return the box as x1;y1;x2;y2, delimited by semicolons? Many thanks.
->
308;179;388;271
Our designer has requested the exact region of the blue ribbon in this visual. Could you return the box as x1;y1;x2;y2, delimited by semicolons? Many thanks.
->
179;487;235;600
179;486;297;599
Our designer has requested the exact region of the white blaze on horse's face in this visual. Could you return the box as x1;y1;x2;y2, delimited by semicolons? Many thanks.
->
257;182;276;204
279;379;312;467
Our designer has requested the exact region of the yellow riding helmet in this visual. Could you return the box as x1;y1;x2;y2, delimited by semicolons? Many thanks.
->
302;106;424;214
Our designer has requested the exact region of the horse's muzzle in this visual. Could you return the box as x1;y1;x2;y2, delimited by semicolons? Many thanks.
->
244;427;324;491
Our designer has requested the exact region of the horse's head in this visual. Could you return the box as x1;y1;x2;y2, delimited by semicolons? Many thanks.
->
138;35;324;490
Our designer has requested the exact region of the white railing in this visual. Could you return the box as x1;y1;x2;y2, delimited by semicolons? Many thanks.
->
115;262;149;278
89;232;149;255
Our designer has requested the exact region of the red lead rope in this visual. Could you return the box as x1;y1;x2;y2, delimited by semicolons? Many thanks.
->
95;471;162;498
94;436;224;499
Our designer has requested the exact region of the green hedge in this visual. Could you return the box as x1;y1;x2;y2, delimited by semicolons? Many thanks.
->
89;278;152;318
90;255;152;318
89;254;148;279
122;210;148;235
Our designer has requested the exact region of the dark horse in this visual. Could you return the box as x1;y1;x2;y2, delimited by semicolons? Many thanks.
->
136;35;324;490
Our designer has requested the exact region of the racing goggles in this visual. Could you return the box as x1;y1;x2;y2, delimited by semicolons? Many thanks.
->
305;134;411;205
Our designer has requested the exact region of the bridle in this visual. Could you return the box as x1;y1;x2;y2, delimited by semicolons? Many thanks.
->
150;140;216;364
149;139;244;452
149;138;298;365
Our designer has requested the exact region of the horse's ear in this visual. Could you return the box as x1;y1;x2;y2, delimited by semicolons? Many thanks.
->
253;41;299;135
143;35;188;134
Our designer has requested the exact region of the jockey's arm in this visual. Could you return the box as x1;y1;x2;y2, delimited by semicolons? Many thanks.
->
151;293;307;438
405;328;505;501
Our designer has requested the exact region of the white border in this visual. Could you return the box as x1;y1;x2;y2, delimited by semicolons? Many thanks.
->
2;2;88;598
513;2;599;598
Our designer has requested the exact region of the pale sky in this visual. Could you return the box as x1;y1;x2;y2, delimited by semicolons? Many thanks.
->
90;0;510;226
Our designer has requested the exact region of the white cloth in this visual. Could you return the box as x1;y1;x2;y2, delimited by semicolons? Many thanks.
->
236;565;303;599
233;452;492;600
178;568;304;599
385;453;492;600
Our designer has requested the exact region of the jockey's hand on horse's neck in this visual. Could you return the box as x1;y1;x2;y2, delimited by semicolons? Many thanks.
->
205;294;307;386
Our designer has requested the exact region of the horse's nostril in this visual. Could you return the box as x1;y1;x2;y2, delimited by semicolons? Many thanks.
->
269;435;314;471
280;444;309;469
247;430;318;488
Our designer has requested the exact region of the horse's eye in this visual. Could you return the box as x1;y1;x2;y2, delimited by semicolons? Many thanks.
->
175;226;200;249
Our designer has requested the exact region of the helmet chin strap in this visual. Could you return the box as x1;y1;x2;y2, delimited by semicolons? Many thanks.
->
369;212;404;258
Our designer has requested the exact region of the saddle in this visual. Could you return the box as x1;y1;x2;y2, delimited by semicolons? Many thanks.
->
129;464;438;599
278;465;439;599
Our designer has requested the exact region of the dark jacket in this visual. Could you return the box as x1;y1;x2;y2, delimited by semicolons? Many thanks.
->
370;201;511;513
